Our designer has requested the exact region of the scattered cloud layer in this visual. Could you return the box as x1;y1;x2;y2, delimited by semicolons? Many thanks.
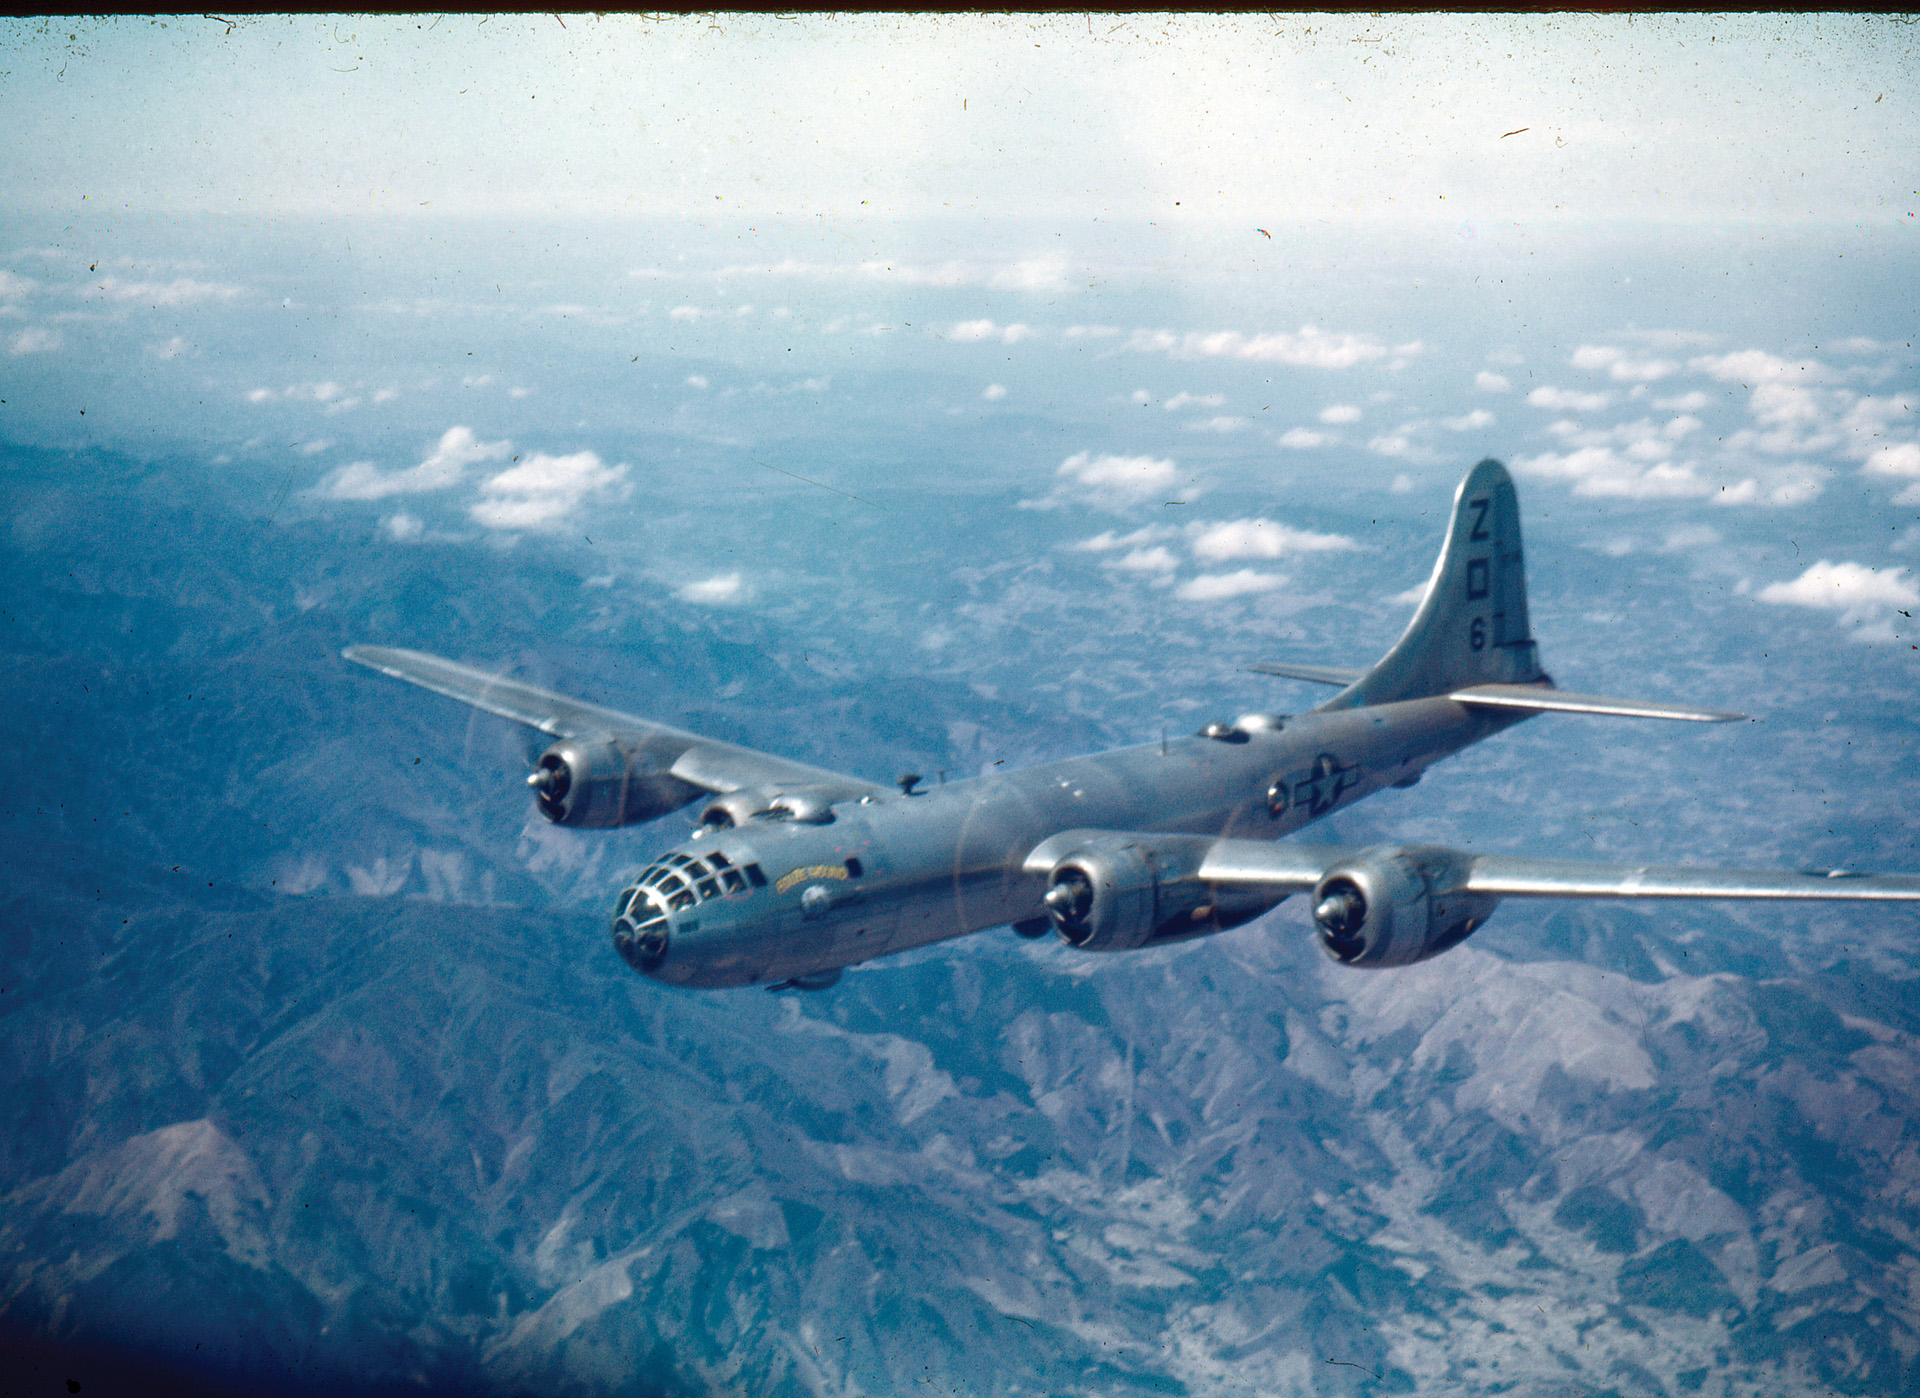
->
1125;325;1412;370
714;256;1073;293
77;276;241;307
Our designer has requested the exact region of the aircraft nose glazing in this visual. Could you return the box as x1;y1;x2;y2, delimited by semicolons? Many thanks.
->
611;883;671;971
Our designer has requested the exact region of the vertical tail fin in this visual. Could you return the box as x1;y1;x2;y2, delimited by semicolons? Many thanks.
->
1322;459;1543;710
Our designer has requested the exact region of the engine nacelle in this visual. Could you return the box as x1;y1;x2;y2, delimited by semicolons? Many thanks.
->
1311;845;1500;968
528;738;704;828
1041;834;1232;952
697;787;838;828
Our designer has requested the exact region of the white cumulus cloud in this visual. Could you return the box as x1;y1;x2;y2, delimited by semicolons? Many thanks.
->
321;426;511;501
1527;386;1613;413
1176;570;1286;602
1072;524;1176;553
949;319;1031;344
1653;390;1712;412
1865;442;1920;478
1442;409;1495;431
678;573;750;604
1188;518;1357;562
1278;427;1325;449
1104;546;1179;574
1164;391;1225;412
472;449;628;529
8;326;59;355
1515;446;1746;502
1757;560;1919;633
1474;371;1511;393
1023;451;1187;511
1570;345;1678;381
1319;403;1362;424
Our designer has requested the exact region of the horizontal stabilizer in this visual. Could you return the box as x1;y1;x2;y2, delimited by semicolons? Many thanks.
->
1448;683;1746;723
1246;661;1366;687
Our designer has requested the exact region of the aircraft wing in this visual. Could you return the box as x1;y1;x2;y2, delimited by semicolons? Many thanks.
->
342;645;888;798
1191;838;1920;902
1446;684;1746;723
1245;661;1367;686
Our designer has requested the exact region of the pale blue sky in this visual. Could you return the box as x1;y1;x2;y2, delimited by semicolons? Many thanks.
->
2;13;1914;226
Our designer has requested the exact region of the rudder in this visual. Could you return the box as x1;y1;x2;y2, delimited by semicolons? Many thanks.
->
1321;459;1543;710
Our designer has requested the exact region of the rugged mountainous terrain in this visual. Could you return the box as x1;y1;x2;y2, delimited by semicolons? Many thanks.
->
4;443;1917;1397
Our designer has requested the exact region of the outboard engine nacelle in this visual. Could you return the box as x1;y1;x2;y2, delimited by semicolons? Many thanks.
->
528;738;703;828
1311;845;1500;968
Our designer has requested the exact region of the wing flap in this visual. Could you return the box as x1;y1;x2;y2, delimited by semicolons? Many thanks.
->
1448;684;1746;723
344;645;886;798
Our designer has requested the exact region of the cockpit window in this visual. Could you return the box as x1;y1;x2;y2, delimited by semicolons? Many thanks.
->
631;851;765;911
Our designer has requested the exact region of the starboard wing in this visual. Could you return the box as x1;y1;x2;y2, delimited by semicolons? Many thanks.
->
1186;837;1920;902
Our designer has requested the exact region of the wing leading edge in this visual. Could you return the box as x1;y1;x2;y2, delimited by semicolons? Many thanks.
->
342;645;887;799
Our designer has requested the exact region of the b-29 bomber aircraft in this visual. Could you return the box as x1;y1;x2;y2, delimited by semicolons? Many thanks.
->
346;458;1920;991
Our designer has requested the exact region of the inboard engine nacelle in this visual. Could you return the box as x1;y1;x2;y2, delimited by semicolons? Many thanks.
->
1311;845;1500;968
528;738;704;828
1041;833;1274;951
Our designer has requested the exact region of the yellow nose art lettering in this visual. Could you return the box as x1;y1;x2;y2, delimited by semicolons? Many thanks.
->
775;864;850;895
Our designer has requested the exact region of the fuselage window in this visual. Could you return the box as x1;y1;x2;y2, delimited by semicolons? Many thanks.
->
744;864;768;888
845;857;863;878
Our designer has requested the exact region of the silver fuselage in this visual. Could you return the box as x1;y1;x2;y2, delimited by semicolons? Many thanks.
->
633;697;1523;987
